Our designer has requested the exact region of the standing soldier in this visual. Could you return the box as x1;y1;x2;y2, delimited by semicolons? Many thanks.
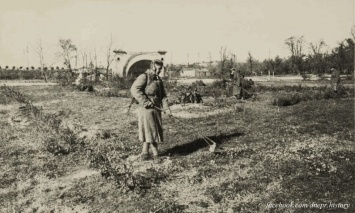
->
330;67;341;92
130;59;172;163
230;68;242;100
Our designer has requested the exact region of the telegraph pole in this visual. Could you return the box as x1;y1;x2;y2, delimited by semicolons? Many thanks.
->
26;46;29;67
351;26;355;123
169;51;172;80
75;50;78;69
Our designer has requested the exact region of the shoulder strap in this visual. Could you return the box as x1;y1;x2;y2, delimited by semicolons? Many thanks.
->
145;72;150;88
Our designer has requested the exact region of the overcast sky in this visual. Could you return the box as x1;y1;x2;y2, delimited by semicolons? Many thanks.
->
0;0;354;67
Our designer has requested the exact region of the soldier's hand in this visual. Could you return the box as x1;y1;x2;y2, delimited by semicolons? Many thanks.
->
145;101;154;109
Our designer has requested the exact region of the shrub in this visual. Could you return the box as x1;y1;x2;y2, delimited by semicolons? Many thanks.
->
273;85;353;107
301;73;311;81
273;93;301;106
202;79;228;97
95;88;130;98
106;74;136;90
55;71;76;86
1;86;84;155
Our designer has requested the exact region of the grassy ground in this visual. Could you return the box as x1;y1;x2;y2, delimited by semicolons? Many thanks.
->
0;84;354;212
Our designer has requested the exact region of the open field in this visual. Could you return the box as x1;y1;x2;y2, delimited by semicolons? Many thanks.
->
0;82;354;212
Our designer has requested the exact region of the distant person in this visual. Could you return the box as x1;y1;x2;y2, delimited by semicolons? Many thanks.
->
193;88;203;103
186;86;192;95
75;70;93;91
330;67;340;92
230;68;242;100
130;59;172;163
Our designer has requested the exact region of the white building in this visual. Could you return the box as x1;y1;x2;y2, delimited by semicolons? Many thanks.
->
111;50;167;77
180;68;196;77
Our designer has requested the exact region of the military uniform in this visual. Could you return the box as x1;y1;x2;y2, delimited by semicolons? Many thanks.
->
131;69;168;143
330;68;340;91
130;59;170;162
230;68;242;99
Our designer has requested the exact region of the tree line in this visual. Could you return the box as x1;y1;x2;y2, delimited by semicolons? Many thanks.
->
0;36;118;81
172;36;354;77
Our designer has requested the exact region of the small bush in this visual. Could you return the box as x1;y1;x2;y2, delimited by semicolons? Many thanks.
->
1;86;84;155
95;88;130;98
109;75;135;90
273;94;301;106
55;71;76;86
273;85;353;107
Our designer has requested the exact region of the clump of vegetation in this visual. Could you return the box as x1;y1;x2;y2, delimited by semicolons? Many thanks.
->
2;86;85;155
273;85;352;107
55;71;77;86
108;74;136;89
273;93;301;106
1;82;353;212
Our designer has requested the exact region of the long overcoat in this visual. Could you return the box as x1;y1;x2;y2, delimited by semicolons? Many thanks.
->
230;70;242;96
130;69;168;143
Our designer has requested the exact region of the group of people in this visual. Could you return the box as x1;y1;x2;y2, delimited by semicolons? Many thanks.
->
130;60;342;163
179;86;203;105
129;60;253;163
75;71;94;92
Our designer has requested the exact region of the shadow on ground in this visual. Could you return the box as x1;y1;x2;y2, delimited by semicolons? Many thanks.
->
161;132;244;156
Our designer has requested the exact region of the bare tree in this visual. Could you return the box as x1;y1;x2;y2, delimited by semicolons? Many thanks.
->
285;36;306;57
230;53;236;68
92;46;99;81
285;36;306;73
295;36;305;57
247;51;254;75
285;36;296;56
34;39;47;82
57;39;77;73
310;40;326;55
105;34;116;80
219;46;228;75
79;50;87;68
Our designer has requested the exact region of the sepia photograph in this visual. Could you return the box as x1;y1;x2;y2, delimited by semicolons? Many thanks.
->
0;0;354;212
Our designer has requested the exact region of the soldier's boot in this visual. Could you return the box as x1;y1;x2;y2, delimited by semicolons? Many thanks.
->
141;153;150;161
153;155;162;164
147;142;160;163
141;142;150;161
